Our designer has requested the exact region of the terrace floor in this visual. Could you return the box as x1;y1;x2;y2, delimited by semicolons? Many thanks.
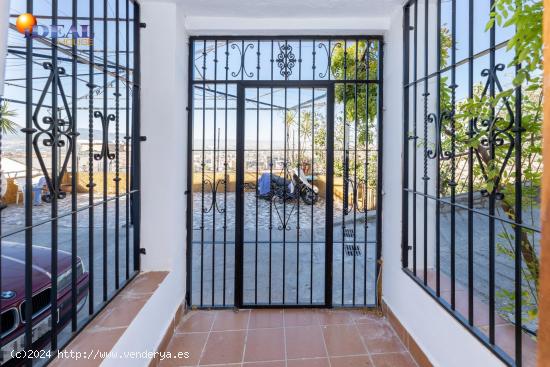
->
156;308;420;367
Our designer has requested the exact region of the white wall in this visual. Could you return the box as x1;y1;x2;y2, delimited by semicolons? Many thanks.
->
381;7;504;367
104;1;188;365
184;16;389;36
139;0;187;273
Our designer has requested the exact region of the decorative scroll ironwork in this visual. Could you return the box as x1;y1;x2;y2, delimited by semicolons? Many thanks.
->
472;64;515;199
231;42;255;79
317;42;342;79
276;42;297;78
427;111;453;161
202;178;226;214
93;111;116;161
31;62;76;201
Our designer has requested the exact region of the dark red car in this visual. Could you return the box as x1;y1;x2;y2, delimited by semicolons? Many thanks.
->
0;243;89;365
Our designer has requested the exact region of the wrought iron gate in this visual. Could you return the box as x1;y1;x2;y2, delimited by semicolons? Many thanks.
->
187;37;383;308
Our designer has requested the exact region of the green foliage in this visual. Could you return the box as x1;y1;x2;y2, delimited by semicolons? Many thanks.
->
0;102;18;135
489;0;543;86
330;41;379;148
438;0;542;329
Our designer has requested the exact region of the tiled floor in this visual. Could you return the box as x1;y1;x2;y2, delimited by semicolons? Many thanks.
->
51;271;168;367
160;309;418;367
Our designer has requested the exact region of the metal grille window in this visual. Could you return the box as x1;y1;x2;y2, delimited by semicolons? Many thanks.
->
0;0;140;363
402;1;541;366
187;37;383;308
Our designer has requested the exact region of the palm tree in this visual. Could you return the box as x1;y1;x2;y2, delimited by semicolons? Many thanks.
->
0;102;18;135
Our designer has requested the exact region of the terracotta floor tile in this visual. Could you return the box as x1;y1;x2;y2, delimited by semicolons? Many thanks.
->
248;309;284;329
200;330;246;365
363;334;404;353
349;310;384;324
160;333;208;367
317;309;352;325
322;324;366;356
356;320;406;354
177;312;216;333
51;328;125;367
370;352;417;367
244;328;285;362
284;309;320;327
286;358;330;367
212;310;250;331
242;362;285;367
356;319;394;340
285;325;327;359
330;355;374;367
128;271;168;294
357;319;405;353
94;295;148;328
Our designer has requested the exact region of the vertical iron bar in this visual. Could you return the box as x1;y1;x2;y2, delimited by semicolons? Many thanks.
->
489;0;496;344
200;40;206;307
283;85;287;303
268;40;274;305
341;39;347;306
235;84;245;307
223;40;228;306
24;0;34;360
88;0;95;315
450;0;457;308
70;0;78;331
186;40;194;306
325;85;335;307
402;7;410;270
255;41;260;304
212;41;218;306
125;0;130;281
51;0;59;350
352;40;358;306
375;40;384;306
132;2;141;273
413;2;419;276
102;0;108;303
422;0;429;286
513;60;523;366
435;0;442;298
365;41;370;304
310;41;315;304
115;0;122;288
310;85;315;304
115;0;121;291
296;40;301;304
467;0;474;326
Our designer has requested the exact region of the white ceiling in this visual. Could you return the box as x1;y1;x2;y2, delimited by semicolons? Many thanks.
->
177;0;402;18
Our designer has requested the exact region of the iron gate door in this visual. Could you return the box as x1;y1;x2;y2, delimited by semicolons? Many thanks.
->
187;37;382;309
236;85;334;307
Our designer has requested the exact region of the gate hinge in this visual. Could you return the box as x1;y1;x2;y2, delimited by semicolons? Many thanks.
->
139;136;147;142
139;248;147;255
140;22;147;28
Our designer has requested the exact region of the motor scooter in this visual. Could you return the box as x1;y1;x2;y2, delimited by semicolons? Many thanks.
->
258;167;319;205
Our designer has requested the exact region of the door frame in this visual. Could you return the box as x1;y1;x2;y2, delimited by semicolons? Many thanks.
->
185;36;384;309
234;82;335;308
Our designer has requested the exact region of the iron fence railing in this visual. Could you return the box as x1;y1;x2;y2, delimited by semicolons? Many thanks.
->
0;0;141;365
402;1;541;366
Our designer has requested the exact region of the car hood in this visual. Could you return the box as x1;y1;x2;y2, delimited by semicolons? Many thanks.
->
1;243;72;310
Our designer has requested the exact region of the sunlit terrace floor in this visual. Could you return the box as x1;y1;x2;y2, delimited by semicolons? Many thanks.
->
157;308;420;367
